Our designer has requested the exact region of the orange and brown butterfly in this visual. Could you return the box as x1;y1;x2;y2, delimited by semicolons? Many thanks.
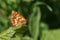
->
11;10;27;27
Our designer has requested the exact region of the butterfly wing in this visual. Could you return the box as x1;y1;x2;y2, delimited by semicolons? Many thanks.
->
11;10;27;26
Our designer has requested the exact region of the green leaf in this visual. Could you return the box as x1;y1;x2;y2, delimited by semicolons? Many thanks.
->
0;27;15;40
41;29;60;40
34;1;53;12
28;5;41;40
0;16;8;32
22;36;33;40
46;5;53;12
0;1;7;10
11;35;21;40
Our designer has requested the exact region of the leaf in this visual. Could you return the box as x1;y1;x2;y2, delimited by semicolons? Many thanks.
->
28;6;41;40
41;29;60;40
22;36;33;40
46;5;53;12
34;1;53;12
11;35;21;40
0;16;8;32
0;27;15;40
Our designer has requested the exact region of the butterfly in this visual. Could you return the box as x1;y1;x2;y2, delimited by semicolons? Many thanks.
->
11;10;27;26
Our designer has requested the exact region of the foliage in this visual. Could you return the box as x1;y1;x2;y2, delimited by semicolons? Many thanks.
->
0;0;60;40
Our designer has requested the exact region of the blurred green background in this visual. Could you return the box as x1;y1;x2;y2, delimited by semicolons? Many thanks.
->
0;0;60;40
